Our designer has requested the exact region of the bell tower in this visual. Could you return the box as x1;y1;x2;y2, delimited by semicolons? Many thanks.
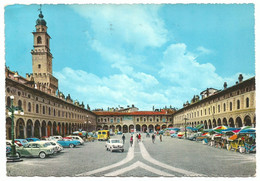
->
30;6;58;95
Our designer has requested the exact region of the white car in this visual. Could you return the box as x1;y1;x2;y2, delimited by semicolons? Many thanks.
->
67;135;84;145
105;139;124;152
48;140;64;153
48;136;63;141
37;141;58;153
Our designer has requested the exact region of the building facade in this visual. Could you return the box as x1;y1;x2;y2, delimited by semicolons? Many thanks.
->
5;10;96;140
173;75;256;129
94;110;174;133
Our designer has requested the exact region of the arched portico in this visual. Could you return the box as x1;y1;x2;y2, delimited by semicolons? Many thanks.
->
16;118;25;139
136;124;141;132
26;119;33;138
123;125;128;133
6;117;12;140
235;117;243;128
244;115;252;126
142;124;147;132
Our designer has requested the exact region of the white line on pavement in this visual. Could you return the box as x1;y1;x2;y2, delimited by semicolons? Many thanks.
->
76;138;135;176
104;161;174;177
139;141;205;177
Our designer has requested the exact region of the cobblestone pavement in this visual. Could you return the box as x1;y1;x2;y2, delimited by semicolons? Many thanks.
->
6;133;256;177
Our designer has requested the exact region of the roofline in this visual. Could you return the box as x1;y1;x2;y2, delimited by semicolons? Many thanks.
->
174;76;255;115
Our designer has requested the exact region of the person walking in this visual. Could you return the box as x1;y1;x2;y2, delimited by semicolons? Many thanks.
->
152;134;155;143
160;134;162;142
138;133;141;142
122;134;125;144
130;135;133;147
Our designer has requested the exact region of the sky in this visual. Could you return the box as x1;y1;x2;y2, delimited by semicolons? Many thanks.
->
4;4;255;111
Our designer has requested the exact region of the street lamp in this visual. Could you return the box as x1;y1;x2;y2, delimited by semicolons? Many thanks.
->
184;117;189;139
6;95;24;162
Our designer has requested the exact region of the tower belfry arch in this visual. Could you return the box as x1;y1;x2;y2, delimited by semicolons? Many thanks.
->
29;6;58;95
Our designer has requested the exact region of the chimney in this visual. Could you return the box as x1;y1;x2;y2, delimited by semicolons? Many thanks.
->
223;82;227;89
238;74;243;83
14;71;19;81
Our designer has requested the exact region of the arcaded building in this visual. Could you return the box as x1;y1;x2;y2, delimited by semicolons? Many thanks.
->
94;110;174;133
5;10;96;139
173;75;256;129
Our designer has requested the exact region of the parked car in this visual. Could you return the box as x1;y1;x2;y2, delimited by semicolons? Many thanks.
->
6;140;20;156
26;138;41;142
16;141;55;159
67;135;84;145
48;141;63;153
57;139;80;148
48;135;63;141
38;141;61;153
105;139;124;152
14;139;29;146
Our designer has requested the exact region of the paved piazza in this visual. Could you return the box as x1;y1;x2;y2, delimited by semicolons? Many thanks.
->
6;133;256;177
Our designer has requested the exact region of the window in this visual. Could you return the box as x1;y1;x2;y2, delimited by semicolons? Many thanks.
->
157;118;159;122
137;118;139;122
7;87;10;93
144;118;146;122
230;102;232;111
208;108;210;114
246;97;250;108
150;118;152;122
18;91;21;96
54;109;56;116
213;106;215;113
36;104;39;113
18;100;22;108
223;103;226;112
204;109;206;115
49;107;51;115
237;100;240;109
43;106;45;114
46;38;49;47
7;97;11;107
38;64;41;69
37;36;42;44
28;102;31;112
218;105;220;113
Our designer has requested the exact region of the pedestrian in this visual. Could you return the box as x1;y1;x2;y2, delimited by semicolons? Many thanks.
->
130;135;133;147
152;134;155;143
122;134;125;144
138;133;141;142
160;134;162;142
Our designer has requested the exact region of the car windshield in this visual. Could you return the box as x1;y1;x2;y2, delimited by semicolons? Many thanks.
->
43;142;51;147
111;140;120;143
102;132;106;135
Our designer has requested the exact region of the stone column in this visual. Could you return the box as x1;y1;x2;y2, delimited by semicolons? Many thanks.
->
24;126;27;138
31;126;34;138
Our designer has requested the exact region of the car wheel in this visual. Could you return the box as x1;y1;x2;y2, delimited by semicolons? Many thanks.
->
69;144;74;148
16;152;21;158
39;152;46;159
110;147;113;152
106;147;109;151
121;149;124;152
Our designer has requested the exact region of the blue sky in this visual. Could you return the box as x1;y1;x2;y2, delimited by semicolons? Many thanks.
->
5;4;255;110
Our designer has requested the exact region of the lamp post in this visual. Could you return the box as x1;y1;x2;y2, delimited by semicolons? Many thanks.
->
184;117;189;139
6;95;24;162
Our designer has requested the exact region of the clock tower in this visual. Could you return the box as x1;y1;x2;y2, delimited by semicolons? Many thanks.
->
30;8;58;95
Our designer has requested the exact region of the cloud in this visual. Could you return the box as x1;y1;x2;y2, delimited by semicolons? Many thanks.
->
158;43;254;105
54;67;161;110
196;46;213;55
71;4;168;49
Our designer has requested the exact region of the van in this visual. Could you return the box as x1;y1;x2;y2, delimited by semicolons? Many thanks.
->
97;130;110;141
